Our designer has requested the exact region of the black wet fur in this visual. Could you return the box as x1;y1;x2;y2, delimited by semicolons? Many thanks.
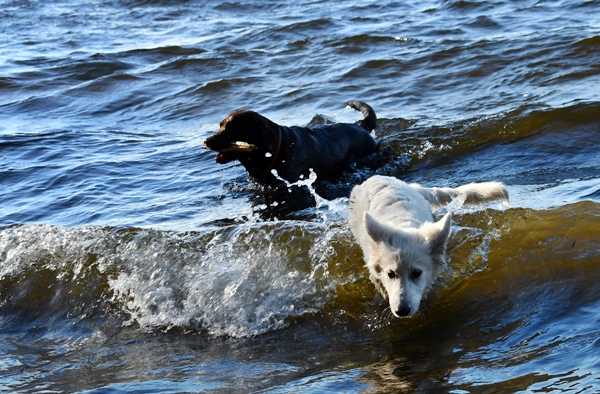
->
203;101;378;186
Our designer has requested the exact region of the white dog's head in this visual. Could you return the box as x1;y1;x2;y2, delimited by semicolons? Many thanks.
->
363;212;452;317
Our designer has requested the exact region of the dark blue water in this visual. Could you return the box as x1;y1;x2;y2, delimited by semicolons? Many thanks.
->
1;0;600;392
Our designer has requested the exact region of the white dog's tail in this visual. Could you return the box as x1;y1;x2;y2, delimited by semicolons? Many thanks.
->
409;181;509;210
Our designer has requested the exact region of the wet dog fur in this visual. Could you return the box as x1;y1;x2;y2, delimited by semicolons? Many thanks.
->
348;175;509;318
202;101;378;186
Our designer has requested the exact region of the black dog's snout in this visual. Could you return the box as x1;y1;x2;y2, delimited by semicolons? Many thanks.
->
396;305;411;317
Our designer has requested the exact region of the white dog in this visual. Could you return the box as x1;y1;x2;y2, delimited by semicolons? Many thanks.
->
348;175;508;318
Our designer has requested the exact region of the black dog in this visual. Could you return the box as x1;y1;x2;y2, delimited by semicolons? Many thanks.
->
202;101;378;186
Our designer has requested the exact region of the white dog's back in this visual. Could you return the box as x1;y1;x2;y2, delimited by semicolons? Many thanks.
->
348;175;508;317
349;176;509;253
348;176;433;260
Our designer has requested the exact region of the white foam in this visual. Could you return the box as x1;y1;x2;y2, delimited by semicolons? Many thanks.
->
0;221;343;338
106;220;340;337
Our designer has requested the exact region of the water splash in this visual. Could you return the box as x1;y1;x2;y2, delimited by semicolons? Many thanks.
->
271;168;348;222
109;221;338;337
0;220;346;338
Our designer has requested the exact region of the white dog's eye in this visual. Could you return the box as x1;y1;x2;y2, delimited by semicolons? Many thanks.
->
387;271;397;280
411;269;423;281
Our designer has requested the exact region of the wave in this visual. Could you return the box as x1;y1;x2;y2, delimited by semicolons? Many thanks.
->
379;101;600;184
0;191;519;338
4;194;595;340
0;220;346;337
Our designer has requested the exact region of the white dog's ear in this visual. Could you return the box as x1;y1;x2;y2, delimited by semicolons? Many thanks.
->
422;213;452;260
364;212;393;244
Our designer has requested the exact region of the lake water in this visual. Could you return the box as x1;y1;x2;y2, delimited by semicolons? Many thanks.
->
1;0;600;392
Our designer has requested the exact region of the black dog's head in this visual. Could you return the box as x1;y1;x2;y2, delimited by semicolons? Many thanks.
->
203;110;281;179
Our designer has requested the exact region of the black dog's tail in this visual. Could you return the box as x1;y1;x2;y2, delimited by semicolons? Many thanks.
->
347;101;377;131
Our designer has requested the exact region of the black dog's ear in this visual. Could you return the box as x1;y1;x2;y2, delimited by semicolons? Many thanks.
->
255;114;281;153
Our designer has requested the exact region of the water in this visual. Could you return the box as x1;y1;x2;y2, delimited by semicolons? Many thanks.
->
1;0;600;392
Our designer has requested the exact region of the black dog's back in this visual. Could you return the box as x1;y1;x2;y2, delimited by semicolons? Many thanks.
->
273;103;377;182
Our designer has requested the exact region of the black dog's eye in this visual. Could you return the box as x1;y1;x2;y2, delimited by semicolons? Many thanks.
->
388;271;397;280
411;269;423;280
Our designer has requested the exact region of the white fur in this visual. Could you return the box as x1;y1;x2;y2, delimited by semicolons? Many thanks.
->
348;175;508;318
